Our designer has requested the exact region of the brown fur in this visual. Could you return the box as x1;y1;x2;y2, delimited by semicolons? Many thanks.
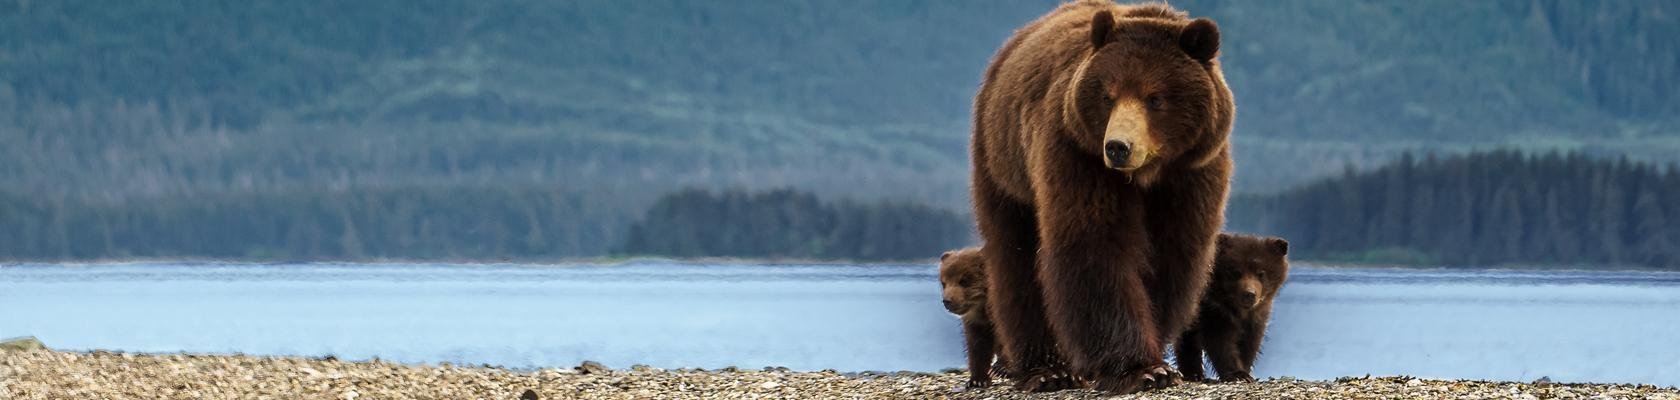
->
1174;234;1290;382
938;247;1004;388
970;0;1234;394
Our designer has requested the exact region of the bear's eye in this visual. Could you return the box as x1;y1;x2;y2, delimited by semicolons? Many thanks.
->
1100;92;1115;106
1145;95;1167;111
958;277;973;287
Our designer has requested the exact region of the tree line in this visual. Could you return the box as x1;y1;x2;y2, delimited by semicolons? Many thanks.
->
5;150;1677;268
1228;150;1680;269
617;188;971;262
0;185;969;262
0;187;630;261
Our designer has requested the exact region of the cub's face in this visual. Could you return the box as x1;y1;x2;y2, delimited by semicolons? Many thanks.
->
1068;11;1227;187
1212;234;1290;311
937;247;988;317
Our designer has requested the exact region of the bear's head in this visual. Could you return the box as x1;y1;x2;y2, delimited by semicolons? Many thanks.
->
1064;7;1233;187
937;247;988;317
1210;234;1290;312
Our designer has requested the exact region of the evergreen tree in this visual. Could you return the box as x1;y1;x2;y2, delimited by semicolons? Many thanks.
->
1228;150;1678;269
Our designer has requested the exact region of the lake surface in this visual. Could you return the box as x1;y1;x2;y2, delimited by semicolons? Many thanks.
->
3;262;1678;386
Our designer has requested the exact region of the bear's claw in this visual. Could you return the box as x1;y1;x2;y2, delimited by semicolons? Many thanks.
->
1089;364;1180;394
1015;369;1080;392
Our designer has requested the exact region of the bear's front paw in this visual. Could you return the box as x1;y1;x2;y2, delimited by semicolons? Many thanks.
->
1089;364;1179;394
965;374;993;390
1219;371;1256;383
1014;368;1080;392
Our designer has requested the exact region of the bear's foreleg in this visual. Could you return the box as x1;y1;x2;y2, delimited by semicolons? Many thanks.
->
1033;180;1169;394
1203;323;1254;382
1144;166;1229;351
1236;307;1272;375
962;318;997;389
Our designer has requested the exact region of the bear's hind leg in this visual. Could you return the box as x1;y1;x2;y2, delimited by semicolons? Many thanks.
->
975;186;1075;392
981;185;1068;391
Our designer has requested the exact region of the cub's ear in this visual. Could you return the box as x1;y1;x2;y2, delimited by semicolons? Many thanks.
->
1179;18;1220;62
1091;10;1115;49
940;251;953;261
1271;238;1289;256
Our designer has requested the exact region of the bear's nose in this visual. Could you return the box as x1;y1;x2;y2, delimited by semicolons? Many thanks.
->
1104;140;1131;165
942;299;959;313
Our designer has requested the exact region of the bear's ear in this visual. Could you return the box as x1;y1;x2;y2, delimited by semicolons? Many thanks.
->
1091;10;1115;49
1179;18;1220;63
940;251;953;261
1271;238;1289;256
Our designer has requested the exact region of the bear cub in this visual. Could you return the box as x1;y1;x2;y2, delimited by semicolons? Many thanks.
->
1175;233;1290;382
938;247;1006;388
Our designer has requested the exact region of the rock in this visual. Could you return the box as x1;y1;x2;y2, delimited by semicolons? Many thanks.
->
0;336;47;352
543;368;578;376
1533;376;1554;385
577;361;610;375
519;389;539;400
1406;378;1424;386
630;364;656;373
759;381;782;390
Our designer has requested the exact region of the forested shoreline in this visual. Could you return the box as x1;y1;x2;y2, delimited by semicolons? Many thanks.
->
0;186;968;263
0;187;628;261
3;150;1676;269
617;188;969;262
1229;151;1680;269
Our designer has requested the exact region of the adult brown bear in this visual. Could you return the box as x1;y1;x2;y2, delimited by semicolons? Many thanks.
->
970;0;1234;394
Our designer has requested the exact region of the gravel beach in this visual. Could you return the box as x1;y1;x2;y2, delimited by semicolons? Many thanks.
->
3;350;1676;399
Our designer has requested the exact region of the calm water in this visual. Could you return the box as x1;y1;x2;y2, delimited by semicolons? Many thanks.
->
2;262;1678;386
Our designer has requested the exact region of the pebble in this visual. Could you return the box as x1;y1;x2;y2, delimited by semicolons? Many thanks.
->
4;350;1679;400
577;360;610;375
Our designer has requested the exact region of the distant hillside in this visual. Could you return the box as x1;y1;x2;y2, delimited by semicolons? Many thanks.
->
6;1;1679;197
1229;151;1680;269
3;1;1677;257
